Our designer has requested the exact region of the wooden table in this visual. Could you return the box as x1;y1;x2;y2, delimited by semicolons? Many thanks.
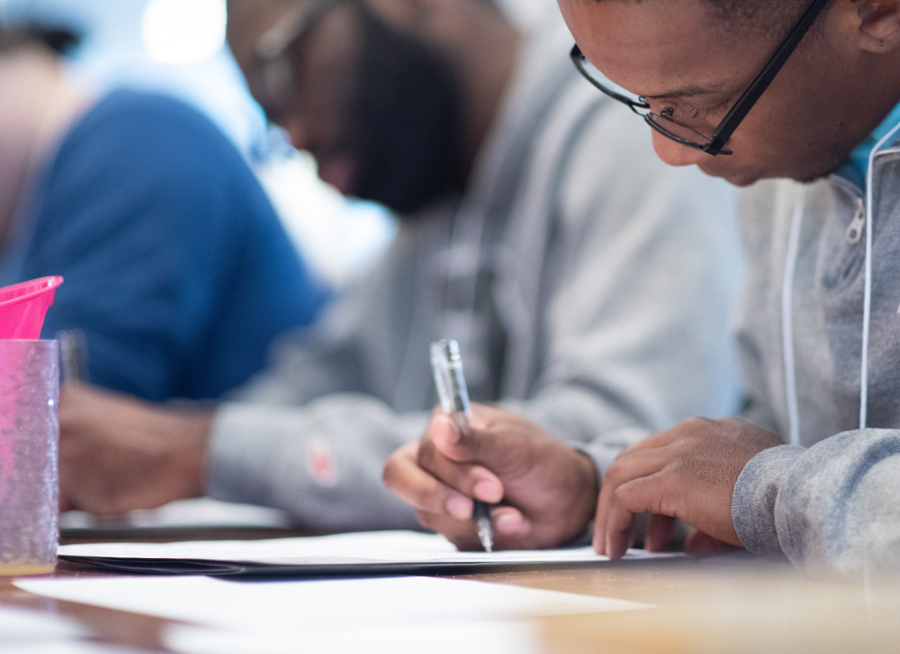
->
2;529;899;653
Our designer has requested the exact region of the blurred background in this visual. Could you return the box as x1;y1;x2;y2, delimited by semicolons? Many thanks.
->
0;0;545;288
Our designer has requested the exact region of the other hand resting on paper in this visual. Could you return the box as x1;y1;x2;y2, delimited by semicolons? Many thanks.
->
59;384;212;514
382;404;600;550
593;417;782;558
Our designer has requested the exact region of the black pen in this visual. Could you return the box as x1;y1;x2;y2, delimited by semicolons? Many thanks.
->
430;338;493;552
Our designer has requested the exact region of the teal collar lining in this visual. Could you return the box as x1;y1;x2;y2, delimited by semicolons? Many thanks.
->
849;102;900;177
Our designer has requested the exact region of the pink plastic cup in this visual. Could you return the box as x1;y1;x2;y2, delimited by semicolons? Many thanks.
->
0;276;64;340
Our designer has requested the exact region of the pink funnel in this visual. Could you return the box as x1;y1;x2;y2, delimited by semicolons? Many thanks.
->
0;276;64;340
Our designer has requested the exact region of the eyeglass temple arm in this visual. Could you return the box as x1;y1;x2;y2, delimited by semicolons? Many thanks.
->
707;0;832;152
570;44;650;110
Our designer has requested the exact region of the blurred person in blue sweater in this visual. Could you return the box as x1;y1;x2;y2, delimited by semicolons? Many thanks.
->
0;23;328;401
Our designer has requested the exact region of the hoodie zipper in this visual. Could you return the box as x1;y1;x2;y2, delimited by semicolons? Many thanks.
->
845;198;865;244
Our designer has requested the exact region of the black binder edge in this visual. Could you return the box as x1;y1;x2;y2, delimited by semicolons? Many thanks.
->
59;553;682;580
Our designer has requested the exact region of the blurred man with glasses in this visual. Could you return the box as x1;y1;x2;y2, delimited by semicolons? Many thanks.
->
385;0;900;577
58;0;743;533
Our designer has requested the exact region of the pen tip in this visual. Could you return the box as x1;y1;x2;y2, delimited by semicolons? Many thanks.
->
477;518;493;553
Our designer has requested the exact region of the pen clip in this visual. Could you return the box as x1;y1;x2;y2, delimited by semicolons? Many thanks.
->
429;339;472;426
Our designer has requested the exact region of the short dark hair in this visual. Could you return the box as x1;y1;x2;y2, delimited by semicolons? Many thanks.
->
701;0;813;34
589;0;813;34
0;24;82;56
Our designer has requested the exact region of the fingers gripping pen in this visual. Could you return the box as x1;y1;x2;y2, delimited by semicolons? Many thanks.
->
430;339;494;553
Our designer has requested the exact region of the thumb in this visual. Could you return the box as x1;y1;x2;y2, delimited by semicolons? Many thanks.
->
431;412;501;464
430;414;469;461
431;405;530;469
429;414;504;503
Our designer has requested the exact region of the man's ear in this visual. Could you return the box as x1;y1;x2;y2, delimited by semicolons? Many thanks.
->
855;0;900;53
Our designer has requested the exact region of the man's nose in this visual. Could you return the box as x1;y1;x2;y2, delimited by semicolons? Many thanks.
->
651;131;713;168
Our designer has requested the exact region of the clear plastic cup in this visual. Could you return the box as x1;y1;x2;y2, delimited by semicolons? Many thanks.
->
0;340;59;575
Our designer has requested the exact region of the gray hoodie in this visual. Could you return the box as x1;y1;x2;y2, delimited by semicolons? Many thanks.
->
732;147;900;577
204;10;744;531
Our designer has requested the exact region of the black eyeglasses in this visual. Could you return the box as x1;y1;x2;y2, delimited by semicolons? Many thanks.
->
571;0;832;156
254;0;357;123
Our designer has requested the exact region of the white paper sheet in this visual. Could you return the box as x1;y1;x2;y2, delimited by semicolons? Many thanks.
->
59;498;291;530
4;644;152;654
16;575;649;635
165;618;543;654
57;529;678;566
0;604;89;644
0;604;146;653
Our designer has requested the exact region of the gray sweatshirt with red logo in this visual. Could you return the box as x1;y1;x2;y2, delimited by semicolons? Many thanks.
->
204;12;743;532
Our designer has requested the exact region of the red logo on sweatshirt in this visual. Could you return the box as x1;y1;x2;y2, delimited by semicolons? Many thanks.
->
306;438;338;486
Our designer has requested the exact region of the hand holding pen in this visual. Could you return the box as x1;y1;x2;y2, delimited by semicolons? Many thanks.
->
383;398;602;551
430;339;494;553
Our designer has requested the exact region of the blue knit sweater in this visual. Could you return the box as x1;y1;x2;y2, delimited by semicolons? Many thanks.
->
2;90;328;401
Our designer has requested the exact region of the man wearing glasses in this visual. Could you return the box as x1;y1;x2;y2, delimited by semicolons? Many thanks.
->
57;0;742;529
385;0;900;576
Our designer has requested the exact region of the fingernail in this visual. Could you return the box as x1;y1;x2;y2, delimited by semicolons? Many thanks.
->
435;416;461;446
445;418;461;444
473;479;500;501
445;494;471;520
494;511;522;534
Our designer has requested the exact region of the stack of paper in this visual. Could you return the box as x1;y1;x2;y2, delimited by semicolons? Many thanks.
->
17;575;650;654
27;531;669;652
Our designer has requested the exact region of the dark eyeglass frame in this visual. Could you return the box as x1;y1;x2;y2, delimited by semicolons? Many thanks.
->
254;0;357;123
570;0;832;156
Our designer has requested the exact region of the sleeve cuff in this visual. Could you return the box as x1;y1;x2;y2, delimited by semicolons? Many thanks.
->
732;444;804;559
205;402;287;507
206;397;425;531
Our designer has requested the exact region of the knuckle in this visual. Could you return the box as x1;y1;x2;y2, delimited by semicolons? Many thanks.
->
613;479;643;510
410;485;438;511
381;458;400;488
415;510;437;530
677;416;708;435
416;439;437;469
603;463;627;487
